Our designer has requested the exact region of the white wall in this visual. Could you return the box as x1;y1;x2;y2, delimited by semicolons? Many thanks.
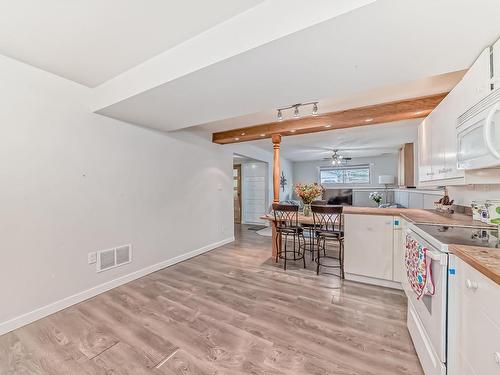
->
293;154;398;187
447;185;500;206
292;154;398;206
0;54;233;334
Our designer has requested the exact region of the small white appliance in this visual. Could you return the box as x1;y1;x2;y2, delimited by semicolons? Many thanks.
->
457;89;500;169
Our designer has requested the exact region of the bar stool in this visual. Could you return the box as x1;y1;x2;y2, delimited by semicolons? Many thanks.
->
302;200;327;261
273;203;306;270
312;205;344;277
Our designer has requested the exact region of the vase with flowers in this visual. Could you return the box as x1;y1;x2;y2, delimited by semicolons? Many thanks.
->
295;183;325;216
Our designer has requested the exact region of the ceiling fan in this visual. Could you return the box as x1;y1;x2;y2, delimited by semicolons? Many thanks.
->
323;149;352;165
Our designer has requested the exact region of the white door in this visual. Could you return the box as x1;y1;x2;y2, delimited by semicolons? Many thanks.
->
344;214;394;280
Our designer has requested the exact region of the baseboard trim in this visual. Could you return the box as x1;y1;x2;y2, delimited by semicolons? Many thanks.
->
0;236;234;336
345;273;403;290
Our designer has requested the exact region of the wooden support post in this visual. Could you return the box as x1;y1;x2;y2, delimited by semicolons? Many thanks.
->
272;134;281;204
271;134;281;259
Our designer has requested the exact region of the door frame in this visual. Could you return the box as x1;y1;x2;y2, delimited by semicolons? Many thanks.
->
233;164;242;224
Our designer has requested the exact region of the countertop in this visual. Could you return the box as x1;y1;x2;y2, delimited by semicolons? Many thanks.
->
262;207;498;284
449;244;500;285
263;207;489;227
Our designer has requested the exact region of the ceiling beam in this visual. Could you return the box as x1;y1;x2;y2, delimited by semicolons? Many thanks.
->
212;92;447;144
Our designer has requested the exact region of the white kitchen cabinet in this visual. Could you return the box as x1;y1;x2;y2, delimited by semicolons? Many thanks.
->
459;48;492;108
392;218;406;283
344;214;394;281
493;39;500;90
418;118;433;182
417;47;494;186
448;255;500;375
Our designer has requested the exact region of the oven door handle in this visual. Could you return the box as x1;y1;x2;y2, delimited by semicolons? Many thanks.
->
426;247;447;265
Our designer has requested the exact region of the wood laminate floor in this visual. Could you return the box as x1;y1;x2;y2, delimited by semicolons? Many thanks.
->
0;225;423;374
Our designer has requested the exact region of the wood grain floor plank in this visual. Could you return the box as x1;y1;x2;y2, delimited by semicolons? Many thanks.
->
0;225;423;374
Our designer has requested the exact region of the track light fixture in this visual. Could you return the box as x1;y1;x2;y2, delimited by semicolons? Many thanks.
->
276;101;319;121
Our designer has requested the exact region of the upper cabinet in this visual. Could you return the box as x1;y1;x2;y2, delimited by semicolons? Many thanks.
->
458;48;492;108
417;46;498;185
492;39;500;90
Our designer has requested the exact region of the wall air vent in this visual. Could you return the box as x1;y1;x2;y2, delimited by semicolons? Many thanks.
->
97;244;132;272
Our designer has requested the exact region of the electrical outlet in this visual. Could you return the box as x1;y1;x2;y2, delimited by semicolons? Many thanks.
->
88;252;97;264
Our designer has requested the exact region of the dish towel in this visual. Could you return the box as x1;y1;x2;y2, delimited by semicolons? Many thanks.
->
405;234;435;299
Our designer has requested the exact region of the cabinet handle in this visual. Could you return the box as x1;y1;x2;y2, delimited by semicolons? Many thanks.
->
465;279;478;290
495;352;500;366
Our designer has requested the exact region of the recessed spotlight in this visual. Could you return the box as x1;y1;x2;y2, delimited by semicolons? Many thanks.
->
240;132;246;136
235;137;240;141
293;106;300;118
324;125;331;128
312;103;318;116
277;109;283;121
290;129;296;133
365;118;373;122
415;111;424;115
260;133;266;137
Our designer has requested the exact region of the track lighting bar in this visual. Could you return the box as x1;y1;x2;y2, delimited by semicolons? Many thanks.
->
276;102;319;121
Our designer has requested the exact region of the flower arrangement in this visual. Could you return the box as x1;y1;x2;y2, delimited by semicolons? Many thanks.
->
295;183;325;216
295;183;324;204
369;191;383;205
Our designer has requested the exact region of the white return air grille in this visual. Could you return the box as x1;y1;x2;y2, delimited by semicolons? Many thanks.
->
97;244;132;272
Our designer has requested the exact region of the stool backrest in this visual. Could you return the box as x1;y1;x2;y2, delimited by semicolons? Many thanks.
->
272;204;299;230
312;205;343;233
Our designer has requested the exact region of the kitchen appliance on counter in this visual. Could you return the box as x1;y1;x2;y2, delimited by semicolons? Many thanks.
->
457;89;500;170
403;223;499;375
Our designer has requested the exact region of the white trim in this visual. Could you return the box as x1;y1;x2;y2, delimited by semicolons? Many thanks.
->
345;273;403;290
0;237;234;336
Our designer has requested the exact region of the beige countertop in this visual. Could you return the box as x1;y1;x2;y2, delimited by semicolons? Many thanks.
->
449;244;500;285
262;207;498;283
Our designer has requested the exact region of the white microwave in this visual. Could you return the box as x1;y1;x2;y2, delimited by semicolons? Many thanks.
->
457;90;500;169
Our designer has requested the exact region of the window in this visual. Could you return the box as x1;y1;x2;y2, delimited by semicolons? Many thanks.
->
319;165;370;185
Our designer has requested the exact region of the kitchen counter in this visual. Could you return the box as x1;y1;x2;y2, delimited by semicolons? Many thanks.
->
262;207;489;227
262;206;498;284
449;244;500;285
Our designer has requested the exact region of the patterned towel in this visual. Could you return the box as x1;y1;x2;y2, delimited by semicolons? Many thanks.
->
405;234;435;299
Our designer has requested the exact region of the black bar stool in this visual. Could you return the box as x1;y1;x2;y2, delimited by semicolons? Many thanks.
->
312;205;344;277
273;204;306;270
301;200;327;261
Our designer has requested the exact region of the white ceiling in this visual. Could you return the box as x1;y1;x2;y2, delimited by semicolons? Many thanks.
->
200;70;465;133
249;120;420;161
0;0;263;86
95;0;500;132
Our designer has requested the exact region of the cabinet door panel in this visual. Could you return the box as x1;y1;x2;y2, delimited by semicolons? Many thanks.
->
344;214;394;280
418;119;433;182
494;39;500;90
459;48;491;110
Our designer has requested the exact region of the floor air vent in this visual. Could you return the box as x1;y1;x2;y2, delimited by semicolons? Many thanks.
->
97;244;132;272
